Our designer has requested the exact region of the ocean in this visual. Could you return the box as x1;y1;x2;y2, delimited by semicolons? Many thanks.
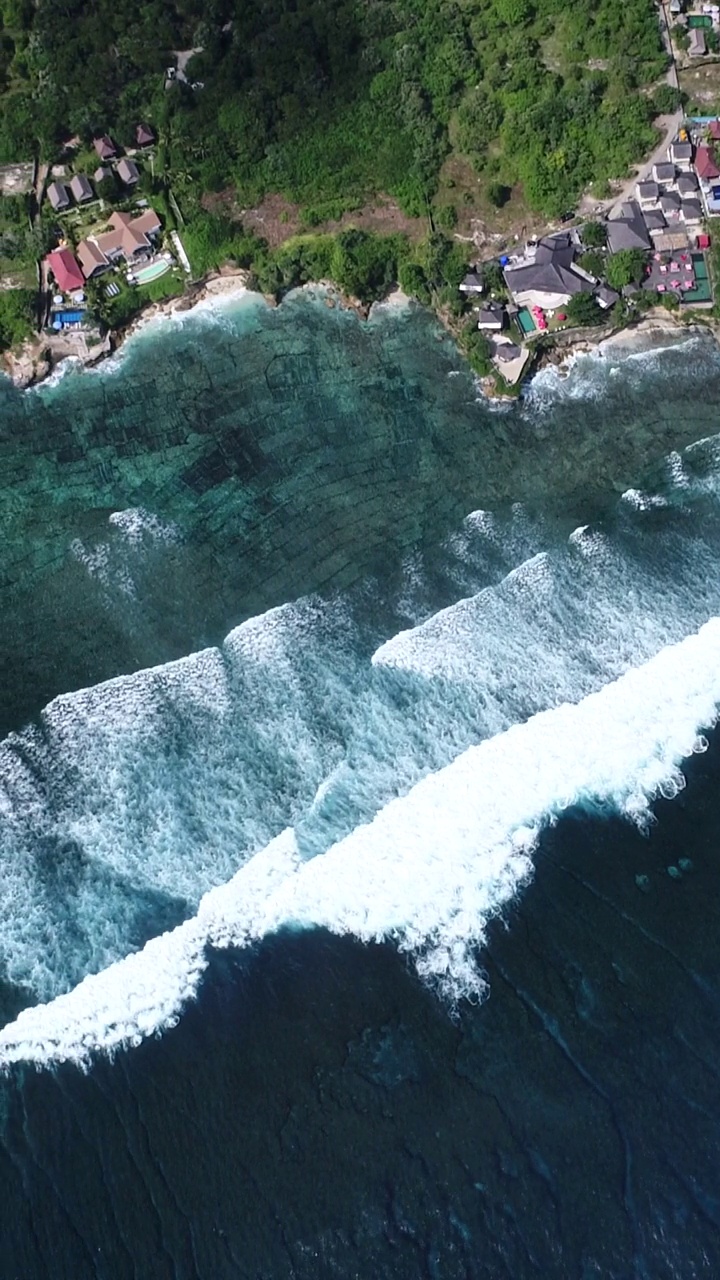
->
1;290;720;1277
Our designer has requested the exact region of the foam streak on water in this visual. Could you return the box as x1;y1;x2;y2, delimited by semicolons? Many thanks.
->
1;618;718;1069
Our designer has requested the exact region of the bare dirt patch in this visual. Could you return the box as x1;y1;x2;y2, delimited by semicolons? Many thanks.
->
436;154;549;251
203;190;426;247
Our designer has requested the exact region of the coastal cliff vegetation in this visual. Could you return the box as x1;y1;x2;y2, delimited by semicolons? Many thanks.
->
0;0;665;222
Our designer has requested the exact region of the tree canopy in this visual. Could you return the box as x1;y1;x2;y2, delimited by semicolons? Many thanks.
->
0;0;666;220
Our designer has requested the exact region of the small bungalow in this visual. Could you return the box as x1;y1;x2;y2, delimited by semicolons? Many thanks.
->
606;201;652;252
135;124;155;148
636;180;660;208
459;269;483;294
660;192;682;220
653;161;676;185
477;302;505;331
94;135;117;161
681;198;704;224
69;173;93;203
670;141;693;170
47;181;69;212
94;165;112;184
116;157;140;186
645;210;667;235
494;341;522;362
595;284;620;309
689;28;707;56
46;247;84;293
709;120;720;142
677;172;699;197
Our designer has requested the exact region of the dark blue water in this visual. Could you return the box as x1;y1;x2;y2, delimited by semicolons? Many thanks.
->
2;296;720;1276
1;738;718;1279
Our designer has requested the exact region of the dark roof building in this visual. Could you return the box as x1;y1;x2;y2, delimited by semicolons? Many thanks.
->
69;173;93;203
504;235;591;307
93;135;117;161
644;210;667;233
606;201;652;252
653;161;676;184
677;172;699;196
660;192;682;218
595;284;620;309
494;341;522;361
670;140;693;168
681;198;703;223
459;269;483;293
47;181;69;211
477;302;505;330
637;180;660;204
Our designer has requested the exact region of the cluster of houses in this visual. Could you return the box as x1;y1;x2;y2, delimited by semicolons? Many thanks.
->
46;126;155;213
457;125;720;380
46;208;163;293
669;1;720;57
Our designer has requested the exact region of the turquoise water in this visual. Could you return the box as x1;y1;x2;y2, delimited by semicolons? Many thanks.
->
2;292;720;1273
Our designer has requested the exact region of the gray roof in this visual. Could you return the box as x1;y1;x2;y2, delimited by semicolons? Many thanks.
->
47;181;69;210
681;198;703;222
459;270;483;290
595;284;620;307
689;27;707;54
504;236;590;300
653;162;676;182
606;202;652;252
670;141;693;162
117;157;139;184
637;181;659;201
495;342;522;361
69;173;93;202
660;192;682;213
677;173;699;194
477;303;504;326
644;210;667;231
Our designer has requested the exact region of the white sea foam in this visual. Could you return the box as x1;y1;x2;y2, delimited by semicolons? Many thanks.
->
2;618;720;1069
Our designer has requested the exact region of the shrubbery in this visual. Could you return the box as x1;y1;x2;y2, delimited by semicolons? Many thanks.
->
0;0;667;223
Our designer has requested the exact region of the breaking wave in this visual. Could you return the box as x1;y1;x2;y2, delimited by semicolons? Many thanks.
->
1;618;718;1068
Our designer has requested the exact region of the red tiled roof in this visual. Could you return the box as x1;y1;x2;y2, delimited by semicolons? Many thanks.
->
709;121;720;141
46;247;84;293
697;233;711;249
695;145;720;180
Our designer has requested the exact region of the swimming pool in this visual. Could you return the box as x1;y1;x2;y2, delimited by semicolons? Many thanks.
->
134;258;172;286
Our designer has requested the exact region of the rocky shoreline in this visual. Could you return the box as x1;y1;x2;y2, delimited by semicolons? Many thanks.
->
1;265;715;394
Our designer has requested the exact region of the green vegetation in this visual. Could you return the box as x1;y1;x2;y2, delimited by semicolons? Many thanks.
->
578;249;606;277
86;270;185;328
650;84;681;115
564;292;603;326
606;248;647;289
461;322;493;376
582;221;608;248
0;287;34;349
0;0;666;224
